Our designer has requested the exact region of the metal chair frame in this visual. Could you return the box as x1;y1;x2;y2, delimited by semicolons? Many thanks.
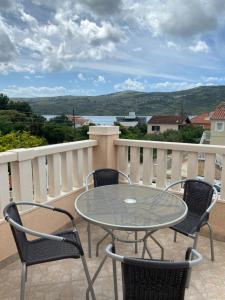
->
164;179;218;262
106;243;202;300
85;169;133;258
4;202;96;300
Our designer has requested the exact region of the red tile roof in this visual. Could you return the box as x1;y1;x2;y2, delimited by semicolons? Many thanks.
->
191;112;211;125
67;115;89;125
211;102;225;120
148;115;186;124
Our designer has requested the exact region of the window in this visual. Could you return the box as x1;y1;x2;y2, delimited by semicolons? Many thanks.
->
152;125;160;132
215;122;224;132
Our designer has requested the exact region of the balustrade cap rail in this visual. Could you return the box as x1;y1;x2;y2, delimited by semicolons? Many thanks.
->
0;139;98;162
115;139;225;154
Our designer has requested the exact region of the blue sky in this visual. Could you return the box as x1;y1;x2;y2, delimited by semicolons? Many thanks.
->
1;0;225;97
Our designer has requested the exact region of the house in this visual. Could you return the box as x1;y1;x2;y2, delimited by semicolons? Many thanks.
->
210;102;225;146
191;112;211;130
116;112;146;128
147;115;190;134
67;115;90;128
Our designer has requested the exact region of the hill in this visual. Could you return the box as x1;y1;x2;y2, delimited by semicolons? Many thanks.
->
14;86;225;115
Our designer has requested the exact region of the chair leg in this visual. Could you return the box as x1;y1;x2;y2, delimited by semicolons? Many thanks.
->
96;232;110;257
206;222;215;261
20;263;27;300
112;244;118;300
87;223;92;258
186;234;199;289
193;233;199;250
135;231;138;254
174;231;177;242
81;256;96;300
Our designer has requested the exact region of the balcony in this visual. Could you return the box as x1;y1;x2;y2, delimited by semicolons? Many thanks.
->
1;126;225;299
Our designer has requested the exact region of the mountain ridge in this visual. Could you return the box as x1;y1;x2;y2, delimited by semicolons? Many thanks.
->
14;85;225;115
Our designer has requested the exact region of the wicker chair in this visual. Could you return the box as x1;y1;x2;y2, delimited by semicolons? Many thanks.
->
106;243;202;300
3;202;96;300
85;168;132;258
164;179;218;261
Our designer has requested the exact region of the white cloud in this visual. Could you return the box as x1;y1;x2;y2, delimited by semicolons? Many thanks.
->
133;47;142;52
149;80;214;92
114;78;145;91
189;41;209;53
0;3;125;74
78;73;86;80
0;21;17;62
94;75;106;84
1;85;94;97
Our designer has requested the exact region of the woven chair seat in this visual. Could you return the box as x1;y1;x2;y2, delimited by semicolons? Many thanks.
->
171;212;204;236
25;231;81;266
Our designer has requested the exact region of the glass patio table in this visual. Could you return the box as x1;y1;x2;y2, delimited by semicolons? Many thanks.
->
75;184;187;232
75;184;187;300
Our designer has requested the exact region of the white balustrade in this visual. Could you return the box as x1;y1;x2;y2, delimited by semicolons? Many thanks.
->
115;139;225;201
0;140;97;218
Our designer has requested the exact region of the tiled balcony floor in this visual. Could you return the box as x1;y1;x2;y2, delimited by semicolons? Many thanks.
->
1;220;225;300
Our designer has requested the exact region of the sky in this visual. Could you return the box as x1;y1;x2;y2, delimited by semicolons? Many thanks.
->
1;0;225;98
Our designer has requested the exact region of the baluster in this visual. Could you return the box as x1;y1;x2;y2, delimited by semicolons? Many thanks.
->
142;148;153;186
171;151;183;191
204;153;216;184
32;156;47;203
156;149;167;189
220;155;225;200
72;149;84;188
187;152;198;179
0;163;10;216
130;147;140;183
10;149;34;207
61;151;73;192
117;146;128;182
48;153;61;197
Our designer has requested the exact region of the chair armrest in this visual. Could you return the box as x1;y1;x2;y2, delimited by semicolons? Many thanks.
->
85;171;94;191
163;180;187;191
6;217;83;255
13;202;76;229
118;171;131;184
185;247;203;267
206;187;218;213
106;244;124;262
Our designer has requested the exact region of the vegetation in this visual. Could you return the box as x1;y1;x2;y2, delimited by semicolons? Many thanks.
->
0;92;205;152
0;131;46;152
0;94;90;151
118;123;204;144
15;85;225;115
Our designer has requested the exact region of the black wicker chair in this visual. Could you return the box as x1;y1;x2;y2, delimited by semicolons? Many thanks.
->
3;202;96;300
85;168;132;258
106;243;202;300
164;179;218;261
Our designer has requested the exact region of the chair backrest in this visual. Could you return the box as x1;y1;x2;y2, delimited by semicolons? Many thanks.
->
183;180;214;216
93;168;119;187
3;202;28;262
121;257;189;300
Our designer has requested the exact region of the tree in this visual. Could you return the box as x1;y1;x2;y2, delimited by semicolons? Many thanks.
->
49;115;72;126
0;131;46;152
8;101;32;113
0;93;9;110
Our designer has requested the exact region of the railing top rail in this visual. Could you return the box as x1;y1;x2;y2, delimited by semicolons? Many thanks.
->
33;139;97;157
115;139;225;154
0;139;98;162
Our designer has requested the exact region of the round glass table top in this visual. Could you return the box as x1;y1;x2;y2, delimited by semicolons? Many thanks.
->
75;184;187;231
